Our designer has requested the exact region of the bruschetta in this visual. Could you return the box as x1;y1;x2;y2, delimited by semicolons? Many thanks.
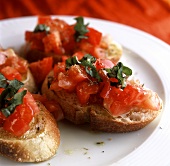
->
0;48;37;93
41;54;162;132
24;16;122;64
0;74;60;162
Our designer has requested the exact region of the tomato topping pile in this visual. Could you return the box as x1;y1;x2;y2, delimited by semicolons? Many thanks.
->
3;89;39;137
0;49;28;81
50;54;162;116
25;16;108;62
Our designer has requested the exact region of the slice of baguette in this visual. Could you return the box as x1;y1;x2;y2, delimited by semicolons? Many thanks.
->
0;101;60;162
41;71;162;132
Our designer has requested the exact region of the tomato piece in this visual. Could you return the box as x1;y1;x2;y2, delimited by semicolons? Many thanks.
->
18;88;40;116
53;62;66;77
29;57;53;87
57;65;87;91
103;84;162;116
78;41;94;55
43;31;64;54
3;113;30;137
25;31;46;51
100;81;111;98
1;66;22;81
76;81;99;105
13;57;28;75
72;51;85;60
95;58;114;70
60;25;76;54
3;89;39;136
85;27;102;46
2;56;27;75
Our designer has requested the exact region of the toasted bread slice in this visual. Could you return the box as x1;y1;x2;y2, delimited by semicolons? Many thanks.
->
0;101;60;162
41;71;162;132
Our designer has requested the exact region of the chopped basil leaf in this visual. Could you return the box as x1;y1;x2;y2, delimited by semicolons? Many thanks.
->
0;74;8;88
66;56;79;70
6;79;24;99
33;24;50;34
2;90;27;117
0;74;26;117
74;16;89;42
80;54;96;64
105;62;132;88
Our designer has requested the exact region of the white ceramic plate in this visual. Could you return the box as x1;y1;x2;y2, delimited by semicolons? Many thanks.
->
0;16;170;166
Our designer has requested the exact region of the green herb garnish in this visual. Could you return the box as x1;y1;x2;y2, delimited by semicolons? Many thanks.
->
105;62;132;88
74;16;89;42
66;56;79;70
0;74;27;117
80;54;102;82
33;24;50;34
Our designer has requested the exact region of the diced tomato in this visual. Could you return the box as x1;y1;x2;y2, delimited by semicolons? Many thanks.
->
100;81;111;98
43;31;64;54
95;58;115;70
3;88;39;137
13;57;28;75
93;47;108;59
78;41;94;55
85;27;102;46
3;114;30;137
20;89;40;116
72;51;85;60
60;25;76;54
61;55;69;62
25;31;46;51
53;62;66;77
76;81;99;105
29;57;53;87
103;84;162;116
2;56;27;75
57;65;87;91
1;66;22;81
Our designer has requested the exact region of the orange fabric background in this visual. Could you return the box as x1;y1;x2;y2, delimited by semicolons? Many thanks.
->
0;0;170;44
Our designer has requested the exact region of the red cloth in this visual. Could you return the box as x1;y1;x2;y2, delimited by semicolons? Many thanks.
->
0;0;170;44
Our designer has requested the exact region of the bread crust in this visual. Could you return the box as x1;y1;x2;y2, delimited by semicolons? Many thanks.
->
42;71;162;132
0;101;60;162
